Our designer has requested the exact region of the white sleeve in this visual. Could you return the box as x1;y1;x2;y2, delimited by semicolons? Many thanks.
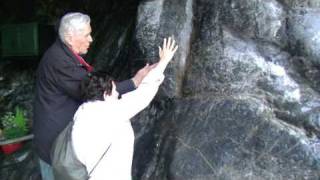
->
117;68;165;120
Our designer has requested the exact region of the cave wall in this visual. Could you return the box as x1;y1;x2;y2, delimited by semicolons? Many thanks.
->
127;0;320;179
1;0;320;179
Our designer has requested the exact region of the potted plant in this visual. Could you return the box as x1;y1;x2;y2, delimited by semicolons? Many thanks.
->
0;107;29;154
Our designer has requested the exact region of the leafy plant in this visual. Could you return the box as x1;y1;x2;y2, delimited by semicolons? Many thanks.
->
1;107;28;139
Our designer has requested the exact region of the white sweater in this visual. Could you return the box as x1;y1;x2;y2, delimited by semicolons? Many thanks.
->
71;68;164;180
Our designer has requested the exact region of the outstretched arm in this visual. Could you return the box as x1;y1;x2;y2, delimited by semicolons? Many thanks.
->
131;63;154;87
118;37;178;92
115;63;154;95
119;37;178;119
141;37;178;83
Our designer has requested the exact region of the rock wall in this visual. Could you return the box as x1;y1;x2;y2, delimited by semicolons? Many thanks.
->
118;0;320;179
1;0;320;179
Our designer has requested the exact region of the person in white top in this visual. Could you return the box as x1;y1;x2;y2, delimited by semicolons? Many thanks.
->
71;37;178;180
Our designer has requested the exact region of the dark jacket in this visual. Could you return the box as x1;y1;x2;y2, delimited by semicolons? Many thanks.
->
33;39;135;164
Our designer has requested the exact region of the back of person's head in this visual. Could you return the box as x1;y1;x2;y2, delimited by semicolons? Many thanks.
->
81;72;113;102
58;12;91;44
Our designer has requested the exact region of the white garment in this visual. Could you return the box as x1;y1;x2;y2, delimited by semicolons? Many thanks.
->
71;68;164;180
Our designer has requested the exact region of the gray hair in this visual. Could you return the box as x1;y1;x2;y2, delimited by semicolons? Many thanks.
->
58;12;91;44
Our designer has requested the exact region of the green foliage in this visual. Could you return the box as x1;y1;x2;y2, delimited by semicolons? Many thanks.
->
1;107;28;139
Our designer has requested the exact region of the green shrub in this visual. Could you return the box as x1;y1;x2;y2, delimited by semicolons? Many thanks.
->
1;107;28;139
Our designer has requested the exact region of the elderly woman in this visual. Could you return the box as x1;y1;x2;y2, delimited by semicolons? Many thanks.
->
33;12;150;180
51;37;178;180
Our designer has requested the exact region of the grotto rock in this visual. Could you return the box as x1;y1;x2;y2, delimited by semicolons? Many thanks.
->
130;0;193;98
2;0;320;179
134;98;320;179
131;0;320;179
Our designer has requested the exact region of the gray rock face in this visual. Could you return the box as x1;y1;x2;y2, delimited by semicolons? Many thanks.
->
125;0;320;179
150;98;319;179
221;0;286;46
288;9;320;66
3;0;320;179
279;0;320;8
131;0;193;98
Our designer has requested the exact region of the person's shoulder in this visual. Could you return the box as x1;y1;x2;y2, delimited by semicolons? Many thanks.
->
45;40;67;58
41;40;76;66
75;101;109;117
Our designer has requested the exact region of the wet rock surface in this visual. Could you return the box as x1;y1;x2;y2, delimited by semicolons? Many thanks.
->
1;0;320;179
130;0;320;179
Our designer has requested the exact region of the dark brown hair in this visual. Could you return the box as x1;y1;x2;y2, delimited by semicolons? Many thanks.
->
80;72;113;102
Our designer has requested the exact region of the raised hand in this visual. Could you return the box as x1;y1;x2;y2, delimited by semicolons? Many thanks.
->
153;37;179;74
159;37;179;63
